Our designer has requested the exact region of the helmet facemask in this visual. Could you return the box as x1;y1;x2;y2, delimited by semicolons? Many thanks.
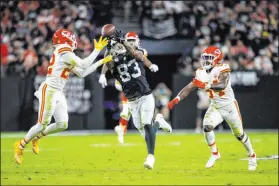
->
125;38;138;47
200;53;217;70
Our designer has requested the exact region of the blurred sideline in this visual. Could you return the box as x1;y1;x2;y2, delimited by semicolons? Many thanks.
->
1;129;277;138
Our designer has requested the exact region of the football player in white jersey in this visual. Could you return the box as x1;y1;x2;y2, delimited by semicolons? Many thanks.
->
168;46;257;171
14;28;112;165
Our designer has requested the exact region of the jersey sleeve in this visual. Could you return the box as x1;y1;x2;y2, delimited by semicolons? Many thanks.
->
71;66;84;77
219;64;231;74
60;52;86;68
60;49;100;69
71;59;103;77
143;49;148;57
136;46;148;57
194;68;203;77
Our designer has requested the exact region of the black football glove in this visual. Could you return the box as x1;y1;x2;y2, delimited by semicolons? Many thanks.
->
112;37;124;44
113;29;122;38
107;30;121;40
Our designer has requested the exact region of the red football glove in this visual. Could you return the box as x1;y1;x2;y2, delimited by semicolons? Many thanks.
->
168;97;180;110
192;78;207;89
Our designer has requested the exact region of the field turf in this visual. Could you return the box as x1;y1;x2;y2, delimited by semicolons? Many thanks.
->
1;131;278;185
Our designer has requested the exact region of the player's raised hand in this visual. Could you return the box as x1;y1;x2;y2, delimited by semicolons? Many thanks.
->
94;36;109;51
192;78;211;90
149;64;159;72
100;55;113;64
168;97;180;110
98;74;107;88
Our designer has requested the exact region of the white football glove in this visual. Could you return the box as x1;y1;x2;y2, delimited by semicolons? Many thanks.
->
149;64;159;72
98;74;107;88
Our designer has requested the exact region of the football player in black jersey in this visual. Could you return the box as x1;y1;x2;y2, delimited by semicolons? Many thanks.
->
100;32;160;144
99;31;172;169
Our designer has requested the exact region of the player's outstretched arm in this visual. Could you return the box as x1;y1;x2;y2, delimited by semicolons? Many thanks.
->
143;56;159;72
98;63;109;88
101;63;109;75
72;55;112;78
210;72;230;90
143;55;152;67
62;36;108;69
168;82;197;110
191;71;229;91
123;41;144;61
98;48;112;88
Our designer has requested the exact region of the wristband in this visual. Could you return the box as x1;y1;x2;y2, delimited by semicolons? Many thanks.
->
176;96;181;101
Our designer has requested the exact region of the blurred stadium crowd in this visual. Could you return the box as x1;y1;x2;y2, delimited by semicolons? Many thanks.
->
1;1;112;77
1;0;278;78
174;0;278;75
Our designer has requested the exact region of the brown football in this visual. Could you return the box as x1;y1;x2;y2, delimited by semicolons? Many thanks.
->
101;24;116;37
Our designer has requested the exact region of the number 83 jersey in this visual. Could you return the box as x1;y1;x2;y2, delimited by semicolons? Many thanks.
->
109;47;151;100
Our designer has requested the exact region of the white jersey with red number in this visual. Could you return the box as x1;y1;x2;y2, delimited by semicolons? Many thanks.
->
45;44;75;90
195;64;235;108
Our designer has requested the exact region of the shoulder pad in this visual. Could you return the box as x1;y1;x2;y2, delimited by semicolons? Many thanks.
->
197;67;204;71
195;68;208;82
136;46;147;56
195;67;205;75
217;64;231;73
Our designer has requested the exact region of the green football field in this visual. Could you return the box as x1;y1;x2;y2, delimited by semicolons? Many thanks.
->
1;131;278;185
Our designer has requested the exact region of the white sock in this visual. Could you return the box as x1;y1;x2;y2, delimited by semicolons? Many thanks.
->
19;124;44;149
239;134;254;156
204;131;218;153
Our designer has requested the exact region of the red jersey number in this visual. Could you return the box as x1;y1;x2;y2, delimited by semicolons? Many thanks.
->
47;53;71;79
206;89;225;99
47;54;55;75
